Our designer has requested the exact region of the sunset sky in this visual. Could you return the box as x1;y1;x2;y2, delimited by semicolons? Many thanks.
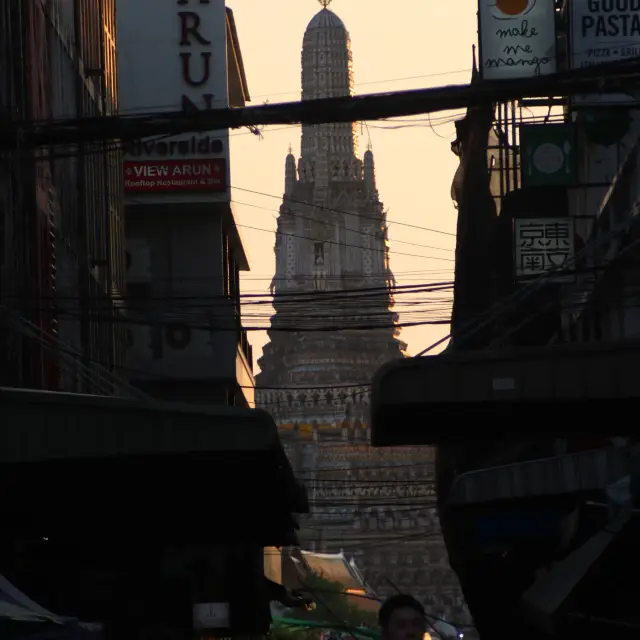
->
226;0;479;370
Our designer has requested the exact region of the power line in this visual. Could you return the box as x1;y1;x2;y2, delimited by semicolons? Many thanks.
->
49;309;451;332
3;280;455;301
231;186;457;238
27;169;456;261
231;199;456;251
415;213;640;356
112;78;474;115
129;188;454;262
263;531;445;555
236;222;455;262
4;57;640;148
250;68;474;100
488;236;640;349
1;308;152;401
27;259;636;337
46;304;452;322
294;462;434;474
253;249;640;407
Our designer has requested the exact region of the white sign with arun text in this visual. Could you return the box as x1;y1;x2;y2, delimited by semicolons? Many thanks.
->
116;0;230;202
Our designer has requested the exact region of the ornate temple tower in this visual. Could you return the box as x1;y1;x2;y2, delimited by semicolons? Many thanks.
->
256;2;469;624
257;2;404;421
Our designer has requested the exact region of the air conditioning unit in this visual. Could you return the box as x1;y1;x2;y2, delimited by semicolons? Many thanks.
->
125;238;151;282
165;323;192;350
163;323;211;356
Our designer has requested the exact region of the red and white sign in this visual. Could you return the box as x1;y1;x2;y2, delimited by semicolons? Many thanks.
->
123;159;226;193
117;0;230;202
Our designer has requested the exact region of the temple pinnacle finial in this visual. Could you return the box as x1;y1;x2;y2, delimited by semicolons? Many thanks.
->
288;143;293;154
318;0;332;8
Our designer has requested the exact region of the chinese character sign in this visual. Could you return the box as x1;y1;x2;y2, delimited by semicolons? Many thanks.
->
514;217;576;282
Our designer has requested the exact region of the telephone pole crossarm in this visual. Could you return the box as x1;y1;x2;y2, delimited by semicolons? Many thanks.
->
3;57;640;150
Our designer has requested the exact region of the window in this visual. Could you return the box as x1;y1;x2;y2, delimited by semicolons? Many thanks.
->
313;270;327;291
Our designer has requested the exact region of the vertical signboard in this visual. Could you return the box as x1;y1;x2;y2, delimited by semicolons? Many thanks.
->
479;0;557;80
116;0;229;202
570;0;640;106
514;217;576;283
520;124;577;187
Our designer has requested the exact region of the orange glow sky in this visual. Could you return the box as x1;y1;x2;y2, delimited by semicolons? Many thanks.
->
226;0;478;371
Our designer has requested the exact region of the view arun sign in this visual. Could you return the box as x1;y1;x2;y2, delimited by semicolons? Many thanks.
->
117;0;230;198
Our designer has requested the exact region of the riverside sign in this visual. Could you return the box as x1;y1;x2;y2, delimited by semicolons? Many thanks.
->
117;0;229;198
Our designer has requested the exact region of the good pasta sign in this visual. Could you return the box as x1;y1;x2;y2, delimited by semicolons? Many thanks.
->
571;0;640;105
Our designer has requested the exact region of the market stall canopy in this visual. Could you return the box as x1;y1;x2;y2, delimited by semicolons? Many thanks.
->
0;573;64;624
0;388;308;546
0;573;102;639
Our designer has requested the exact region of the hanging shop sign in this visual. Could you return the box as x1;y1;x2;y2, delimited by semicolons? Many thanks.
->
514;217;576;283
192;602;230;630
570;0;640;106
478;0;557;80
117;0;230;201
520;124;577;187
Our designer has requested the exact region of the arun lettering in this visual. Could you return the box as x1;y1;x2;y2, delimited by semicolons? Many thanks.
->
180;52;212;87
178;12;211;46
177;0;215;107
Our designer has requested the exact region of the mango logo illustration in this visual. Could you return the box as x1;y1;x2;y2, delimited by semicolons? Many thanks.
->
489;0;537;19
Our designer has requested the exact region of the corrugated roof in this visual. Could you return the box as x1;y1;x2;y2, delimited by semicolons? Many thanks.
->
345;592;381;614
301;551;364;592
282;553;380;615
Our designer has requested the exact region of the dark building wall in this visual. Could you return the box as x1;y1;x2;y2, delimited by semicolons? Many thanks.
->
0;0;125;393
0;0;60;389
125;205;254;405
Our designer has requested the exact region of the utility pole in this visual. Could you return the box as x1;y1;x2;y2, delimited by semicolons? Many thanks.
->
2;57;640;149
450;65;498;351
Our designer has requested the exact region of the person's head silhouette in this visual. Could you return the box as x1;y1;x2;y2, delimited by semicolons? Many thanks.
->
379;595;427;640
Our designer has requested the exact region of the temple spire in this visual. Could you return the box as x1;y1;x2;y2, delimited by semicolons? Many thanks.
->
301;2;356;162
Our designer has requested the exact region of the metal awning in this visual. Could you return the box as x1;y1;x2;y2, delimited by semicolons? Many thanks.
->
0;387;281;462
447;445;636;505
0;388;308;545
371;341;640;446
